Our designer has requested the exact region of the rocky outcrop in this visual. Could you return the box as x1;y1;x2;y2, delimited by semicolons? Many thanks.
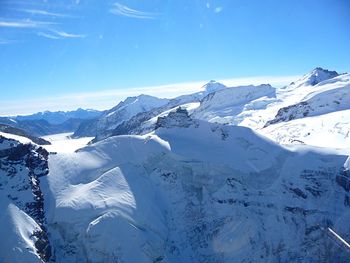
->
155;107;196;129
264;101;311;126
0;136;52;262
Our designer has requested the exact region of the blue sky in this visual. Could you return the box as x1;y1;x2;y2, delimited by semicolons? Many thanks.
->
0;0;349;114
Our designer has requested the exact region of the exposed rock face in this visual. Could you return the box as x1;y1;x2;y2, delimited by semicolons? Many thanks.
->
156;107;195;129
264;101;311;126
0;136;52;262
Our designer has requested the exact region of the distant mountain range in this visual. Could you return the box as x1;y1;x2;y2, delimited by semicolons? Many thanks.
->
0;108;102;137
15;108;102;125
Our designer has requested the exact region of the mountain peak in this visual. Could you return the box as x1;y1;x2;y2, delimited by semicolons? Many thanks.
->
311;67;338;76
202;80;226;94
121;94;168;106
296;67;339;87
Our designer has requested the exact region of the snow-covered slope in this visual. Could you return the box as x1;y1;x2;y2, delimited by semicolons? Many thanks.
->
254;70;350;150
265;73;350;126
262;109;350;150
192;84;276;124
40;111;350;262
73;94;169;139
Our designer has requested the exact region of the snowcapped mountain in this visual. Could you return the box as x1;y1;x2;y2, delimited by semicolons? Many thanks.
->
192;84;275;124
288;67;339;88
202;80;227;93
259;70;350;149
1;67;350;262
265;73;350;126
73;94;169;139
0;108;102;137
74;82;229;141
103;81;227;138
15;108;102;125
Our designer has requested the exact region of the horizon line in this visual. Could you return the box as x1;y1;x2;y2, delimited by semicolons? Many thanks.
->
0;74;300;116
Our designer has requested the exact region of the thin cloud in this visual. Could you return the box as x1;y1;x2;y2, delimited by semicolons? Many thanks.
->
37;31;61;40
20;9;69;18
214;6;223;13
110;2;159;19
0;19;54;28
53;30;86;38
38;30;86;40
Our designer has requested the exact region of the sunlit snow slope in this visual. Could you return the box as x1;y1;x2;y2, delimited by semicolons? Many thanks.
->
42;112;350;262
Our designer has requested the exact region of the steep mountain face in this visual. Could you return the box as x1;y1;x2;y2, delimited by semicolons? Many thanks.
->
289;67;339;88
15;108;102;125
0;135;52;262
42;113;350;262
73;94;169;139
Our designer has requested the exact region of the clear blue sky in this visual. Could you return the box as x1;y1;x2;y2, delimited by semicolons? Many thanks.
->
0;0;349;113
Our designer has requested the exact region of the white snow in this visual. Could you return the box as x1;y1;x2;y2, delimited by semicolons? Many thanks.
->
43;134;169;262
100;94;169;131
0;131;32;145
41;132;94;153
0;203;42;263
42;118;350;262
261;109;350;152
193;84;275;125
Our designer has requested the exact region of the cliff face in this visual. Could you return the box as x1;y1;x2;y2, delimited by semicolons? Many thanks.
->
0;135;52;262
